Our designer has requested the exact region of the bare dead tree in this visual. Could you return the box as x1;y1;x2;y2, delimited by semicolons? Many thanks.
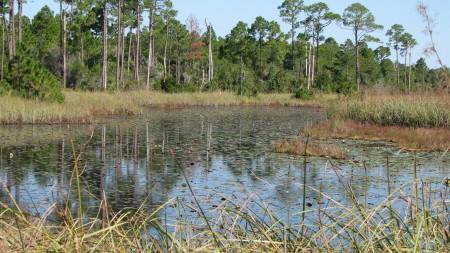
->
417;3;449;91
205;19;213;83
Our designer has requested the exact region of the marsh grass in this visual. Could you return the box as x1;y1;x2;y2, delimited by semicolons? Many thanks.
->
0;91;333;124
305;93;450;151
0;96;93;124
328;93;449;128
303;120;450;151
127;90;335;107
273;138;347;159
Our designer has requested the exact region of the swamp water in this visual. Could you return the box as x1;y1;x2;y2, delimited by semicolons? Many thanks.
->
0;106;448;224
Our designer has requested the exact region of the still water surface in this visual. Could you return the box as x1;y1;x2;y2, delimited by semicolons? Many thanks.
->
0;106;448;222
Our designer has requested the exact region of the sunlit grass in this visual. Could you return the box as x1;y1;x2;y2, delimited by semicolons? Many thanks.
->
0;90;332;124
273;138;347;159
0;96;93;124
126;90;335;107
328;93;449;128
300;93;450;151
302;120;450;152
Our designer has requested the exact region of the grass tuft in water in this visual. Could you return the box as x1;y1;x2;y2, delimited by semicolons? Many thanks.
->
273;138;347;159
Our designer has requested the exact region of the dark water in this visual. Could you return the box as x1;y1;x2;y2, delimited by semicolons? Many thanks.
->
0;106;448;222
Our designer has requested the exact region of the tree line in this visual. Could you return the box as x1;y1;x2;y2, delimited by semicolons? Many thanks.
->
0;0;447;102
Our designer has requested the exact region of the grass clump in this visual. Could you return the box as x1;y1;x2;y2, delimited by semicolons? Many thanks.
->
328;94;449;128
303;93;450;151
0;96;93;124
302;120;450;151
273;138;346;159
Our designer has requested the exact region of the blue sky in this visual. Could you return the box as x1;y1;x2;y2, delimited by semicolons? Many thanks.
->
23;0;449;69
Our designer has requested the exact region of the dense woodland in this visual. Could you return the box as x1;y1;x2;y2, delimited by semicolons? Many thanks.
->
0;0;447;102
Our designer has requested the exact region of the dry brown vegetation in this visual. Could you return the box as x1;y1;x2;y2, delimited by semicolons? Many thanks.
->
0;91;334;124
306;92;450;151
302;120;450;152
273;138;346;159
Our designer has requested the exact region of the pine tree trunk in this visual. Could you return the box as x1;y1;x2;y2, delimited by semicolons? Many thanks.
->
404;54;407;88
291;22;295;71
311;45;315;86
18;0;22;42
355;33;360;92
208;23;214;82
9;0;15;59
127;30;133;80
116;0;122;90
176;51;180;84
1;15;5;80
134;3;140;83
163;21;169;82
102;0;108;89
61;1;67;89
121;26;125;88
307;43;311;89
146;0;156;89
396;48;399;87
408;51;412;91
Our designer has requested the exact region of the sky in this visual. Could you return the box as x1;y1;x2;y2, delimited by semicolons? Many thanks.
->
23;0;449;69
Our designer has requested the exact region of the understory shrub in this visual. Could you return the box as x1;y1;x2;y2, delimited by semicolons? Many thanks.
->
3;45;64;103
293;87;314;99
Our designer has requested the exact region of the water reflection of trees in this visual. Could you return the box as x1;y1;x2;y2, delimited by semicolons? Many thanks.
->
1;107;445;220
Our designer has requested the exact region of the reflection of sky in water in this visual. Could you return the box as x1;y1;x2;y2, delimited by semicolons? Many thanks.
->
0;106;448;222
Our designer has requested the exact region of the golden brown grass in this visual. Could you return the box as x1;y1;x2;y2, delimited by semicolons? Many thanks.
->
302;120;450;151
0;91;334;124
273;138;346;159
128;90;335;107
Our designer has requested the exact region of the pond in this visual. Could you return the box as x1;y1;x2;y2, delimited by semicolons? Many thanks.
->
0;106;448;224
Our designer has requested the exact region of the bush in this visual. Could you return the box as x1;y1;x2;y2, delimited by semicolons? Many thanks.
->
293;87;314;100
4;45;64;103
161;76;182;93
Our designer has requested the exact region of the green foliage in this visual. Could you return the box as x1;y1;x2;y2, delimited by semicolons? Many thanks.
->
161;76;183;93
293;87;314;99
0;2;442;95
4;45;64;103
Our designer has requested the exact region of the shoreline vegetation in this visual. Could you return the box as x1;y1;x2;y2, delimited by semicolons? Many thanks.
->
300;92;450;152
0;91;333;125
1;90;449;152
273;138;347;159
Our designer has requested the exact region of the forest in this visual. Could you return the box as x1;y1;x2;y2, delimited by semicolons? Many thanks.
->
0;0;447;102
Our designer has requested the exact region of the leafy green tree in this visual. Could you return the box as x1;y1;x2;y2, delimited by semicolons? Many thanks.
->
160;0;177;81
400;32;417;90
278;0;303;70
306;2;339;74
3;45;64;102
341;3;383;91
374;46;390;63
386;24;404;86
249;16;269;75
414;58;428;86
359;42;381;86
